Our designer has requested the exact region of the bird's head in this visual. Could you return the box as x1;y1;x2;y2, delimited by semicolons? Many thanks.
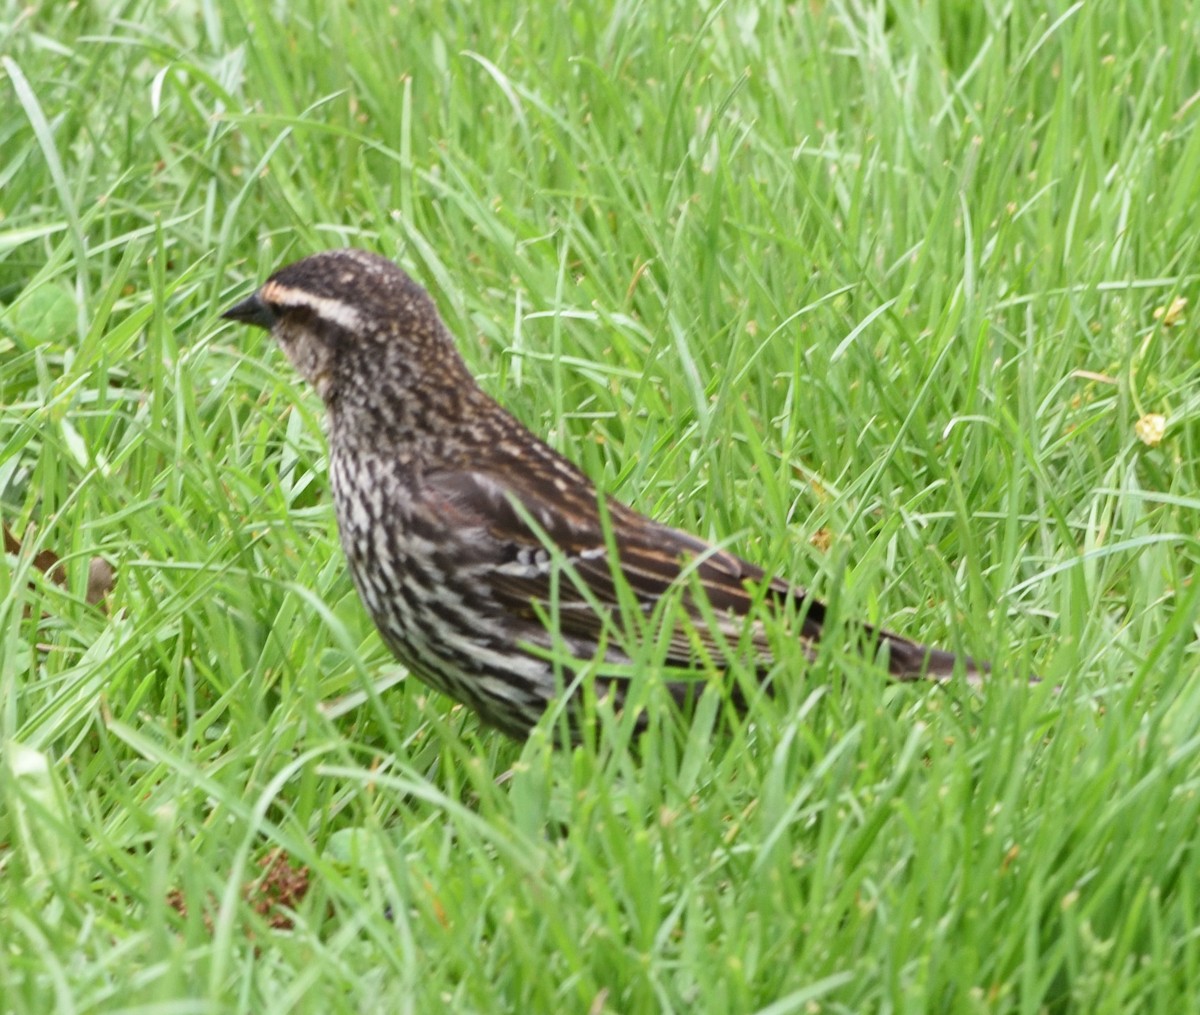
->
222;248;453;404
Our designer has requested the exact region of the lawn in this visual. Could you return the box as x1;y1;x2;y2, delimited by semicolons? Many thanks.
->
3;1;1200;1011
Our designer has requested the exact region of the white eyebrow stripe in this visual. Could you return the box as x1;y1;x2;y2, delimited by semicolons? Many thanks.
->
261;281;362;330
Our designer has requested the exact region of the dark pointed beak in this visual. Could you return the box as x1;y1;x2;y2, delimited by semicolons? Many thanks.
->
222;292;277;330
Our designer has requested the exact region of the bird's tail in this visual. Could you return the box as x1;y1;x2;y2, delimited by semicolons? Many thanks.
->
874;627;991;688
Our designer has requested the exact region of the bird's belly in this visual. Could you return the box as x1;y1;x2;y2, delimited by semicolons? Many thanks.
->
330;478;562;734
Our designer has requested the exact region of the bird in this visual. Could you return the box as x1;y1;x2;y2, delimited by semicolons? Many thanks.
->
223;248;988;741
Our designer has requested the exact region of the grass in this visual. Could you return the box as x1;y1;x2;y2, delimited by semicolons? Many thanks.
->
3;0;1200;1010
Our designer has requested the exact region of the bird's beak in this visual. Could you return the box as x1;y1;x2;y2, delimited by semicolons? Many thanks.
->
222;292;277;330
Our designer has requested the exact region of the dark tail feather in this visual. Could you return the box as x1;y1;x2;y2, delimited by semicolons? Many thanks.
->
874;628;991;688
881;626;1048;689
781;588;1020;688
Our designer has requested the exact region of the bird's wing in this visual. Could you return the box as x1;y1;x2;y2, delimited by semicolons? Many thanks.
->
422;466;825;666
422;465;982;683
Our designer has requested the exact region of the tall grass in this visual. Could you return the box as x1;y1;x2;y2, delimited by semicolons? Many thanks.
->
3;1;1200;1010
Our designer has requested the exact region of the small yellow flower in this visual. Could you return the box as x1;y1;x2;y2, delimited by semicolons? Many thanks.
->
1153;296;1187;326
1135;413;1166;446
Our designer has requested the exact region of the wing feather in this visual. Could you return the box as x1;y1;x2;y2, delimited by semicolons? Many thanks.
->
422;465;979;683
423;467;818;665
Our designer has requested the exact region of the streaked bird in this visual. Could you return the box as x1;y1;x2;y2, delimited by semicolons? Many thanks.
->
224;248;988;740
